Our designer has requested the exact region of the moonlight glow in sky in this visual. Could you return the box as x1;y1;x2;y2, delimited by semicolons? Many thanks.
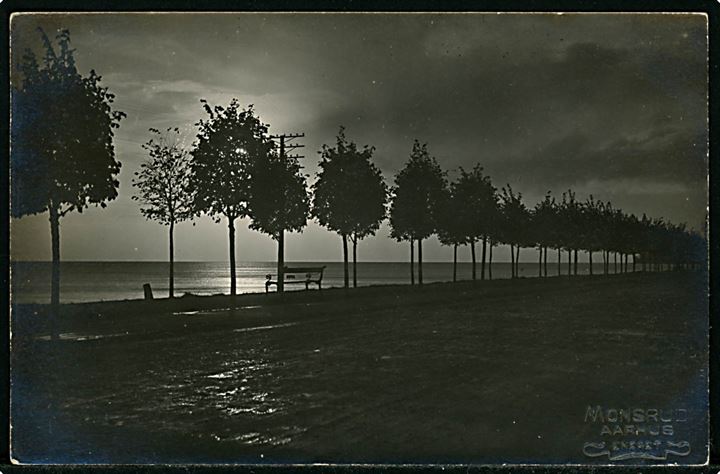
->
10;12;708;262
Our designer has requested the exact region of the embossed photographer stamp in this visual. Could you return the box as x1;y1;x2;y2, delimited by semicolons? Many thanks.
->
582;406;694;461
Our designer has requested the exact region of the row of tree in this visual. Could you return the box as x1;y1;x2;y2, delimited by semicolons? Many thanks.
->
130;104;705;296
386;144;706;285
12;30;706;341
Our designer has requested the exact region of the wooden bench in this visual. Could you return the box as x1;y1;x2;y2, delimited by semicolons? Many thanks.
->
266;266;326;293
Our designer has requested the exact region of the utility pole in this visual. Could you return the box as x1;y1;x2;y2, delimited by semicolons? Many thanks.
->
269;132;304;293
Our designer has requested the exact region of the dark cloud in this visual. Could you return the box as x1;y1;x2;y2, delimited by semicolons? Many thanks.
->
9;13;708;261
497;127;706;186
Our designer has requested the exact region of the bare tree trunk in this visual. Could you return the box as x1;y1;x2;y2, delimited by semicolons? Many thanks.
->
588;251;593;276
544;246;548;277
453;244;458;282
538;247;542;277
169;220;174;298
609;251;612;274
488;240;493;280
567;250;571;276
352;235;357;288
277;228;285;293
603;251;607;275
342;234;349;288
515;245;520;277
49;204;60;340
632;254;636;273
510;244;515;278
614;252;618;273
471;239;477;280
573;249;578;276
418;238;424;285
607;250;611;274
480;237;487;280
228;217;237;296
558;248;561;276
410;239;415;285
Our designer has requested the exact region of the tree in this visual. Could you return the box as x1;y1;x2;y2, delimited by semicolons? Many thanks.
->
190;100;272;296
450;164;497;280
557;190;583;276
248;146;310;281
312;127;387;288
11;28;125;338
498;185;530;278
436;184;466;282
581;196;606;276
389;140;446;285
532;192;558;277
132;127;195;298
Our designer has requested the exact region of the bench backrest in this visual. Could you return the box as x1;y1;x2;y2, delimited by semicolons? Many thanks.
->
265;266;325;282
284;266;324;279
282;266;325;275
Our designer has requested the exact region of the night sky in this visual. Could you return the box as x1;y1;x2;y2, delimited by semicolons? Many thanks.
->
10;13;708;262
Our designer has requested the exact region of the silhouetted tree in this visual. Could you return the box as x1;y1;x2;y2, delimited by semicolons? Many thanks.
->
132;127;196;298
532;192;558;277
581;196;605;276
389;141;446;285
190;100;272;296
451;165;498;280
312;127;387;288
499;185;530;278
11;29;125;338
436;184;466;282
598;201;618;274
248;148;310;264
558;190;583;276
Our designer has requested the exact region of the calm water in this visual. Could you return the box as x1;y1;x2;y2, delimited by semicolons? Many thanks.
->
11;260;617;304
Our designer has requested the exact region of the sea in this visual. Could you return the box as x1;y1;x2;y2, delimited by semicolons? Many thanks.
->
10;261;611;304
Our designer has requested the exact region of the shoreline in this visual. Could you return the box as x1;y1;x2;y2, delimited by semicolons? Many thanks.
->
11;270;706;340
10;260;665;306
15;268;703;305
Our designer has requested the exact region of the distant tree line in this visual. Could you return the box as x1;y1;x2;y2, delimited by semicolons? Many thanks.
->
11;29;707;341
385;143;705;285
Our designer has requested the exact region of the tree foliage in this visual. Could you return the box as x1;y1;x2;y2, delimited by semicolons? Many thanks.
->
12;28;125;219
498;184;530;247
531;192;559;250
389;140;446;242
451;164;498;243
436;185;466;247
190;100;272;222
248;150;310;239
132;127;195;226
312;127;387;240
